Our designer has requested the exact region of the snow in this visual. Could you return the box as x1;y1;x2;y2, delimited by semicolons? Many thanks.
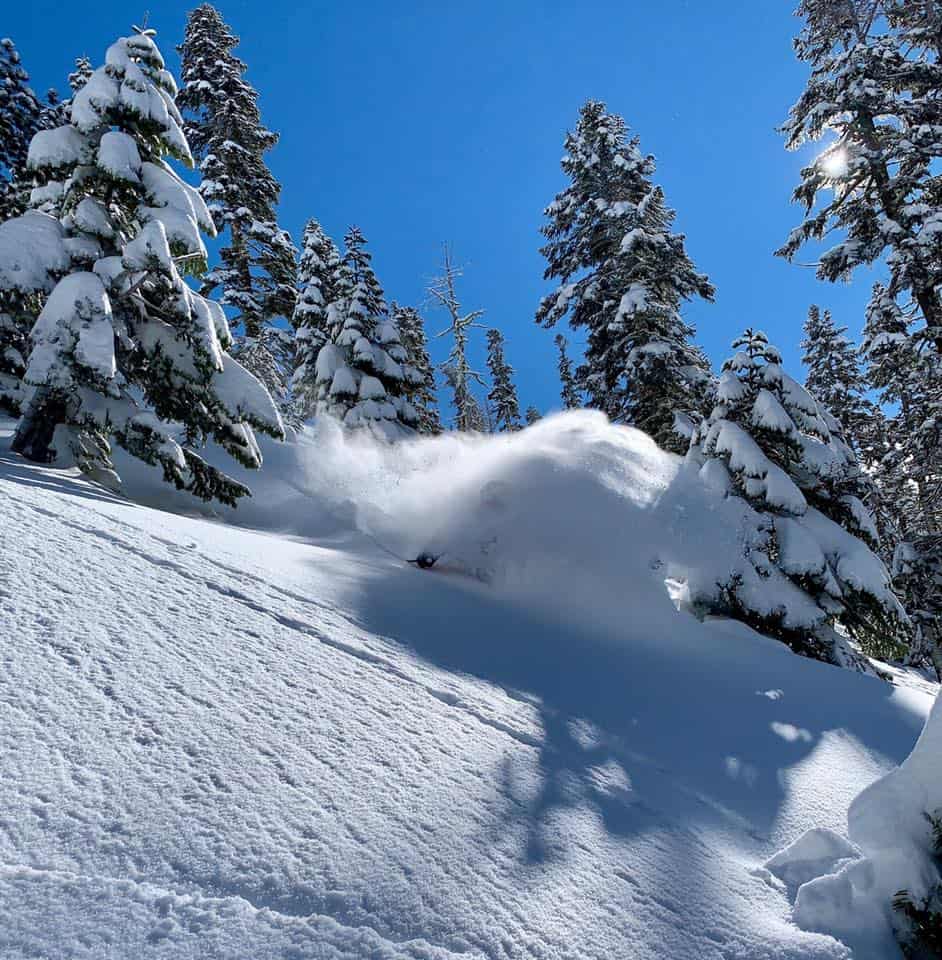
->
141;162;215;238
704;418;808;515
97;130;142;183
0;212;71;293
27;124;93;170
772;685;942;958
764;829;860;892
26;272;116;383
753;389;798;436
70;67;120;132
122;220;174;274
330;364;357;398
70;197;114;239
358;374;386;400
0;410;935;959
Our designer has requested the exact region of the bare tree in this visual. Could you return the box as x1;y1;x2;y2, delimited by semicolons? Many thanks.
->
428;244;488;431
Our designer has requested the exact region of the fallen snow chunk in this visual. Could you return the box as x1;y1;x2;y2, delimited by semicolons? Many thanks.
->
765;828;860;891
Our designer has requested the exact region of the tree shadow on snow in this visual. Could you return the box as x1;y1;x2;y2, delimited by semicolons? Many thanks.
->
341;556;920;869
0;446;132;509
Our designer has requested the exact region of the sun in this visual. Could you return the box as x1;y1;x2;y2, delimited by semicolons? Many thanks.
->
820;147;849;179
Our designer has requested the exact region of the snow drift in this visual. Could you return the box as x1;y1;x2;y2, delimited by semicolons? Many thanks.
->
0;411;936;959
767;693;942;959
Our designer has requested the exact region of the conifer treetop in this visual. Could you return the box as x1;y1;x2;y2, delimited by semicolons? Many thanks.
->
537;99;713;443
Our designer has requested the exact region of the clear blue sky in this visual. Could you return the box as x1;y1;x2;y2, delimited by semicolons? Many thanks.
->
9;0;873;416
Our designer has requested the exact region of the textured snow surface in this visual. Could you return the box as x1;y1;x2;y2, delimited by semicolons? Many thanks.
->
0;411;935;959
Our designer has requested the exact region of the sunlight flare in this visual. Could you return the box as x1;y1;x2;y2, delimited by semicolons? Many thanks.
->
820;146;849;179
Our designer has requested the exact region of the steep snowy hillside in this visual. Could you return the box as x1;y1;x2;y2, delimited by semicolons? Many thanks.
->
0;413;935;959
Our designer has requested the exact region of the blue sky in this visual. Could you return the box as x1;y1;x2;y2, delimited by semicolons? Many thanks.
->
10;0;871;417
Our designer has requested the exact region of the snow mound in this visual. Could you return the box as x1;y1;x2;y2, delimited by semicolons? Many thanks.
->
776;694;942;958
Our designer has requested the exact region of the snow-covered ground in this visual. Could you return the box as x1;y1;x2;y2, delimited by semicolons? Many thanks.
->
0;411;935;959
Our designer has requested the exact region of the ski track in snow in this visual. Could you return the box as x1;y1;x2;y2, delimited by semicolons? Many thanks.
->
0;433;932;960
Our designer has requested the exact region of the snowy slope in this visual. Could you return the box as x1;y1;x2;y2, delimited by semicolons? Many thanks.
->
0;412;935;959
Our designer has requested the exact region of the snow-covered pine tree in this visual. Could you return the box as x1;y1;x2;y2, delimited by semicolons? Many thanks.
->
801;304;873;450
27;58;95;213
525;406;542;426
892;535;942;680
778;0;942;514
555;333;581;410
292;217;340;421
176;4;297;410
391;303;441;434
0;58;98;414
536;99;714;451
688;328;907;667
861;283;942;675
0;38;42;221
428;245;487;432
5;27;283;505
485;328;522;432
313;227;419;438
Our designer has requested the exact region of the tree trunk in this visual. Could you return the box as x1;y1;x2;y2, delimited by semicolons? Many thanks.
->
857;112;942;353
12;387;67;463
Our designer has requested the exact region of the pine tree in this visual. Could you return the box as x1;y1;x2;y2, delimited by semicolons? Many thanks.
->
26;58;95;215
428;246;487;432
778;1;942;510
292;217;340;421
525;406;542;426
485;328;522;432
800;304;873;448
313;227;419;438
688;328;907;667
441;364;487;432
176;4;298;406
5;27;283;505
778;0;942;350
0;58;96;413
0;38;42;221
861;283;942;675
555;333;581;410
892;536;942;680
392;303;441;434
536;99;714;450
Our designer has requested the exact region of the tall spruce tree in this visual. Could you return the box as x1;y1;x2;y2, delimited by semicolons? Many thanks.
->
485;328;522;432
800;304;873;448
392;303;441;434
862;283;942;675
536;99;714;451
555;333;581;410
176;4;297;407
688;329;907;667
778;0;942;511
292;217;340;421
313;227;419;438
0;38;42;222
5;27;283;504
428;246;487;432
